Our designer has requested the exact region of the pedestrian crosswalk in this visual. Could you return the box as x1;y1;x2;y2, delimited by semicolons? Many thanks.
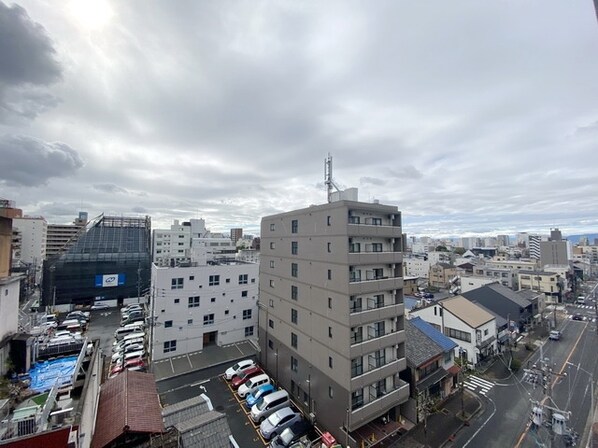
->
576;304;594;310
463;375;494;396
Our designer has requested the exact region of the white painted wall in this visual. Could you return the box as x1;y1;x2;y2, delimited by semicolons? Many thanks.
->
409;304;496;367
151;261;259;360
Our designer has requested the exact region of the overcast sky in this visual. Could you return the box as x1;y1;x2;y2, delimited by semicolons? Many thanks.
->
1;1;598;238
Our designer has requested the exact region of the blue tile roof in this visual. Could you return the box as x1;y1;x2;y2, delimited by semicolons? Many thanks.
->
409;316;457;353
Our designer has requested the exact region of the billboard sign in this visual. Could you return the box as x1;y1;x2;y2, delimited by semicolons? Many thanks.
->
95;274;126;288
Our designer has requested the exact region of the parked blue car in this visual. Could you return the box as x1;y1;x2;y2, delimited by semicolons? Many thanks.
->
246;384;276;409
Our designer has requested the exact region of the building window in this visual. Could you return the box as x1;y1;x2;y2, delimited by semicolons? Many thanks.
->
225;309;229;315
270;279;275;288
270;242;275;249
370;321;385;338
328;326;332;338
241;290;248;297
291;332;298;348
291;285;298;300
329;356;333;368
371;243;383;252
174;298;180;304
171;278;183;289
164;340;177;353
245;326;254;337
370;379;386;399
291;356;298;372
327;216;331;226
329;386;334;398
270;260;275;268
291;219;298;233
189;275;195;280
188;319;193;325
351;357;363;378
352;389;364;410
226;278;230;283
327;242;331;253
203;314;215;325
209;275;220;286
351;327;363;344
269;299;274;307
210;297;216;303
239;274;248;284
291;263;298;278
188;296;200;308
291;308;298;324
291;241;298;255
327;269;332;280
270;223;275;231
444;327;472;342
328;297;332;309
372;217;382;226
350;296;362;313
268;339;274;349
484;328;489;336
269;319;274;329
243;309;252;320
370;349;386;369
165;320;173;328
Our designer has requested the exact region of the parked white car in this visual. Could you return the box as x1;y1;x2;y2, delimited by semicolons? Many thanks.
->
224;359;256;380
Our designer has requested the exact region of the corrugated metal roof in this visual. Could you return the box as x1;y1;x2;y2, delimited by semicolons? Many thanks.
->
91;370;164;448
409;316;457;352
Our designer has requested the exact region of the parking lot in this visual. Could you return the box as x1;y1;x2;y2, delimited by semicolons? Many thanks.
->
159;360;320;448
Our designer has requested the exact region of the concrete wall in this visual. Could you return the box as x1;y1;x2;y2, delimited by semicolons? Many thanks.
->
151;262;259;360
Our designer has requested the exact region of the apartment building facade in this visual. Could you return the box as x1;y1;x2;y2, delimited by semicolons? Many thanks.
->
150;260;258;361
259;200;409;443
45;212;88;258
12;216;47;284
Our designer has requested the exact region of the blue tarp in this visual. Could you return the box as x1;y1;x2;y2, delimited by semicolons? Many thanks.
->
28;356;78;393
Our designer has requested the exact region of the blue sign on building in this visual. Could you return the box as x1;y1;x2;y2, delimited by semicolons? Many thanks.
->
95;273;126;288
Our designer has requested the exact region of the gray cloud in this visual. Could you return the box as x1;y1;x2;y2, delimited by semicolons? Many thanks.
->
93;183;129;194
0;2;61;86
0;134;83;186
3;0;598;237
0;1;61;121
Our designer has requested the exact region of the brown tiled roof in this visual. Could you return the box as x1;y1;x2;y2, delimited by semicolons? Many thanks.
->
91;370;164;448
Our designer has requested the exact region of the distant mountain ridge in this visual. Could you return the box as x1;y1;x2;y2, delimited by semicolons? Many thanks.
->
564;233;598;244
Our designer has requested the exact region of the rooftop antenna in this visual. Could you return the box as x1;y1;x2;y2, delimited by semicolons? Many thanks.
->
324;154;342;203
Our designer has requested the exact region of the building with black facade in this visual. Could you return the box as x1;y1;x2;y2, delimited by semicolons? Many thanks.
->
42;215;151;307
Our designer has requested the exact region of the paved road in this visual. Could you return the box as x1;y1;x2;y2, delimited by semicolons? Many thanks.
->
454;319;597;448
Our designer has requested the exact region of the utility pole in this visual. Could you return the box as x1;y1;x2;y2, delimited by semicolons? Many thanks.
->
525;352;572;446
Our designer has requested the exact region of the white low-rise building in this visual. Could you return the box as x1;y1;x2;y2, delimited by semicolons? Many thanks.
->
150;259;259;361
409;295;497;367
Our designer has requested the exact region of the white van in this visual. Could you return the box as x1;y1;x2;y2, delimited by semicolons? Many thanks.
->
250;390;290;423
238;374;270;398
576;296;586;305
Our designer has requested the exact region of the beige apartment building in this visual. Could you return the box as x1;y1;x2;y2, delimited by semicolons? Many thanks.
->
259;199;409;444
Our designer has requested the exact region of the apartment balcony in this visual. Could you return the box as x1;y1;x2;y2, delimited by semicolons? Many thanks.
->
348;224;403;239
350;303;404;327
349;379;410;431
350;358;407;390
350;329;406;359
349;276;403;296
348;251;402;266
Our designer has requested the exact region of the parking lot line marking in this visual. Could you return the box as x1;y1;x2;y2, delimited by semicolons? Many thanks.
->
190;379;210;387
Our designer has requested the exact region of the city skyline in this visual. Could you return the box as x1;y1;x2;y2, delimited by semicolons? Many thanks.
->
1;1;598;238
